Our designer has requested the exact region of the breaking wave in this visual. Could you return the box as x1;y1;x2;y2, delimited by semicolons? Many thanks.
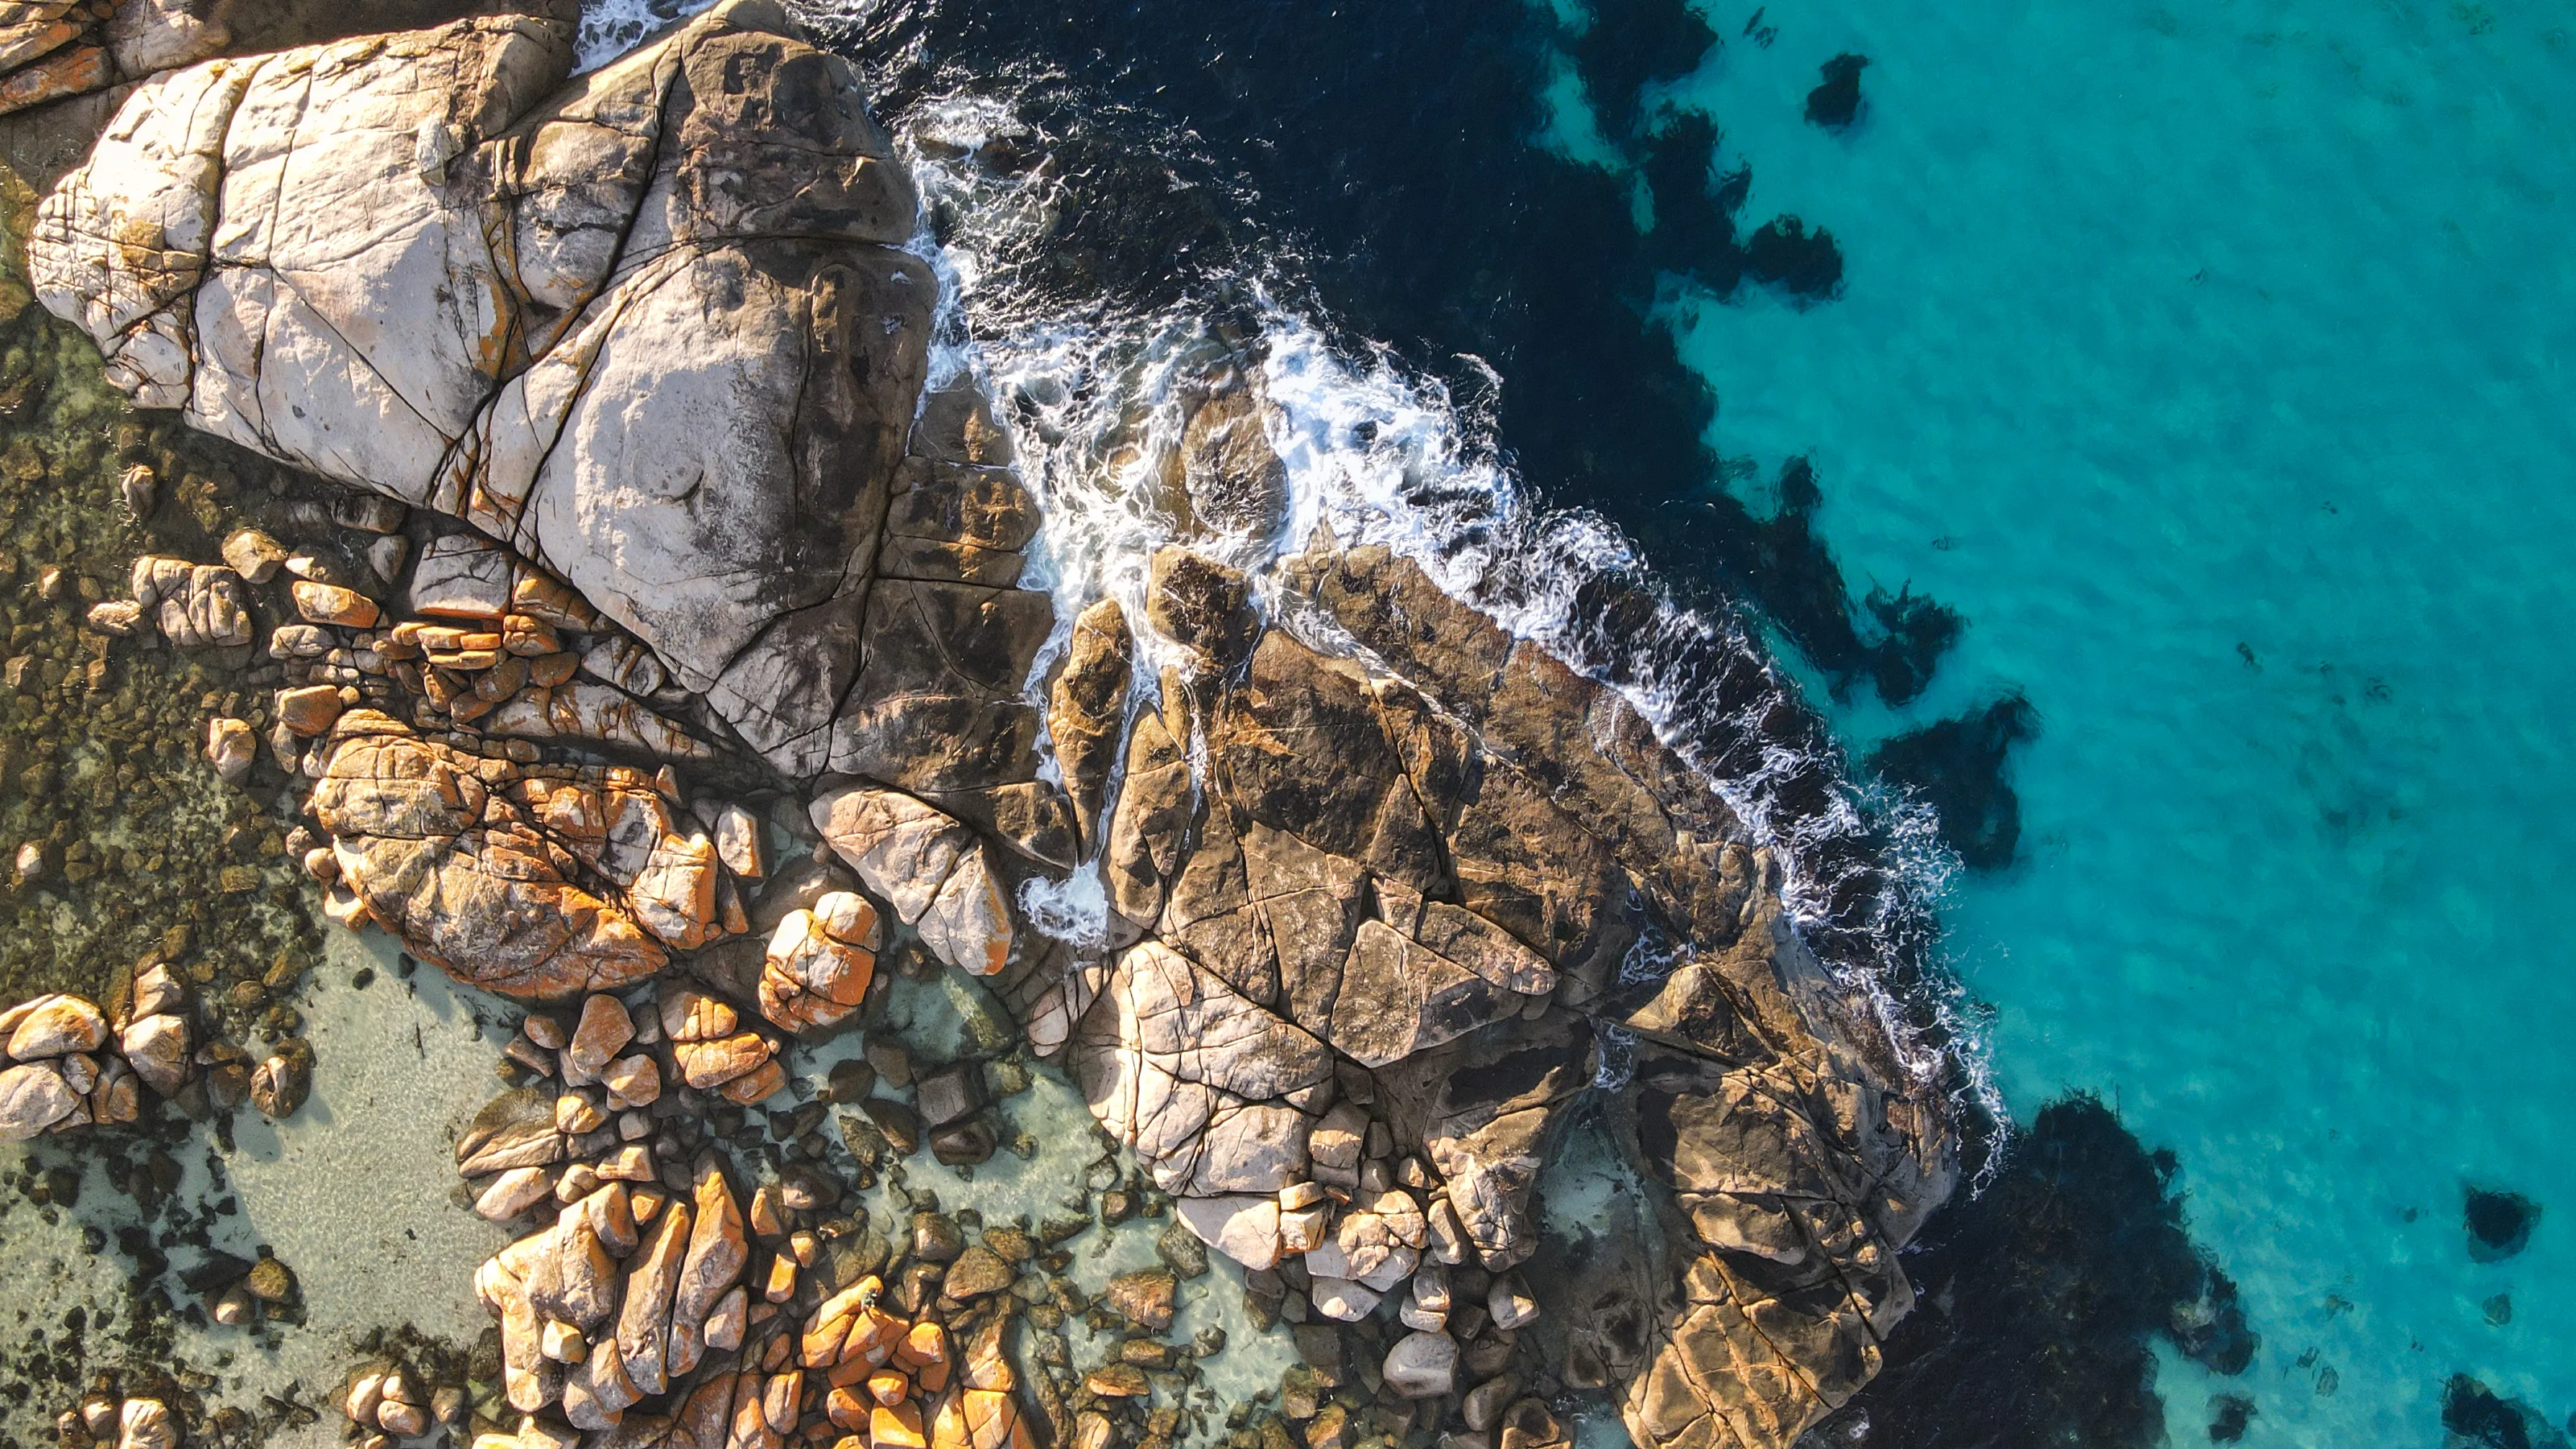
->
827;27;1995;1119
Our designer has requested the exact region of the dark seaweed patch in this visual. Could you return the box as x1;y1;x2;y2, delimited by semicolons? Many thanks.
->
2466;1185;2540;1262
2207;1393;2255;1443
1816;1094;2257;1449
1806;53;1871;130
1868;694;2039;869
2442;1373;2570;1449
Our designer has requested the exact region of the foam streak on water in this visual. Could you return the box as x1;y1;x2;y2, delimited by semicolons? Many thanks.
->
888;82;1992;1114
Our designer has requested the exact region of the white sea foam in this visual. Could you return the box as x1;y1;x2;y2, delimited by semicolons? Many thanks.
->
573;0;716;72
888;82;1996;1120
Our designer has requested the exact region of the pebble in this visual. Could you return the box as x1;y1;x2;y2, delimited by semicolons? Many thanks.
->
244;1253;296;1304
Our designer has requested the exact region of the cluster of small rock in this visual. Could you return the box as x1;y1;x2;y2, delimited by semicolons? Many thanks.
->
54;1392;180;1449
0;962;313;1138
120;518;720;790
341;1360;470;1449
464;1140;1055;1449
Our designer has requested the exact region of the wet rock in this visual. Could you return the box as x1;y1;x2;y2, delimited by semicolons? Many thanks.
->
914;1060;985;1129
87;598;146;635
1146;545;1257;666
942;1245;1013;1301
1463;1375;1520;1432
118;462;158;518
928;1117;997;1166
1804;53;1869;130
865;1038;914;1091
243;1252;296;1304
863;1097;922;1156
1084;1363;1149;1399
247;1042;311;1117
1104;1267;1177;1331
1157;1220;1210;1279
1497;1399;1568;1449
115;1398;174;1449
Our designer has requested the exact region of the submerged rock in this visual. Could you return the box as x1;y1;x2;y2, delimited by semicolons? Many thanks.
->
2464;1186;2540;1263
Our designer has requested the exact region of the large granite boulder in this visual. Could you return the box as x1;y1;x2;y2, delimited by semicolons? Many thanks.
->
309;712;723;997
28;0;1054;788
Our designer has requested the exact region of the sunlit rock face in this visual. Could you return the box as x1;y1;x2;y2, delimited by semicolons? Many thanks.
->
24;3;1957;1443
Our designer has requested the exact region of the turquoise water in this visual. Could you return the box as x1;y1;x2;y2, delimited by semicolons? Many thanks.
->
1653;2;2576;1443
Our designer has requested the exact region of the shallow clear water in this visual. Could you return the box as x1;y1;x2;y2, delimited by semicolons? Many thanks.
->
1658;1;2576;1442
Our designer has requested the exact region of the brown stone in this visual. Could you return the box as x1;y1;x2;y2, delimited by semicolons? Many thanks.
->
312;732;674;998
276;684;344;737
675;1033;773;1089
1102;1267;1177;1332
292;580;382;628
566;994;634;1074
1047;596;1130;848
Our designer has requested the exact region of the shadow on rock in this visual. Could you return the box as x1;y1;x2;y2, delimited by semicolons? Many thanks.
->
1814;1094;2256;1449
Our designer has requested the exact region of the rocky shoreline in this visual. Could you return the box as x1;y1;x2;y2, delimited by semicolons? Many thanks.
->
0;4;1959;1449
